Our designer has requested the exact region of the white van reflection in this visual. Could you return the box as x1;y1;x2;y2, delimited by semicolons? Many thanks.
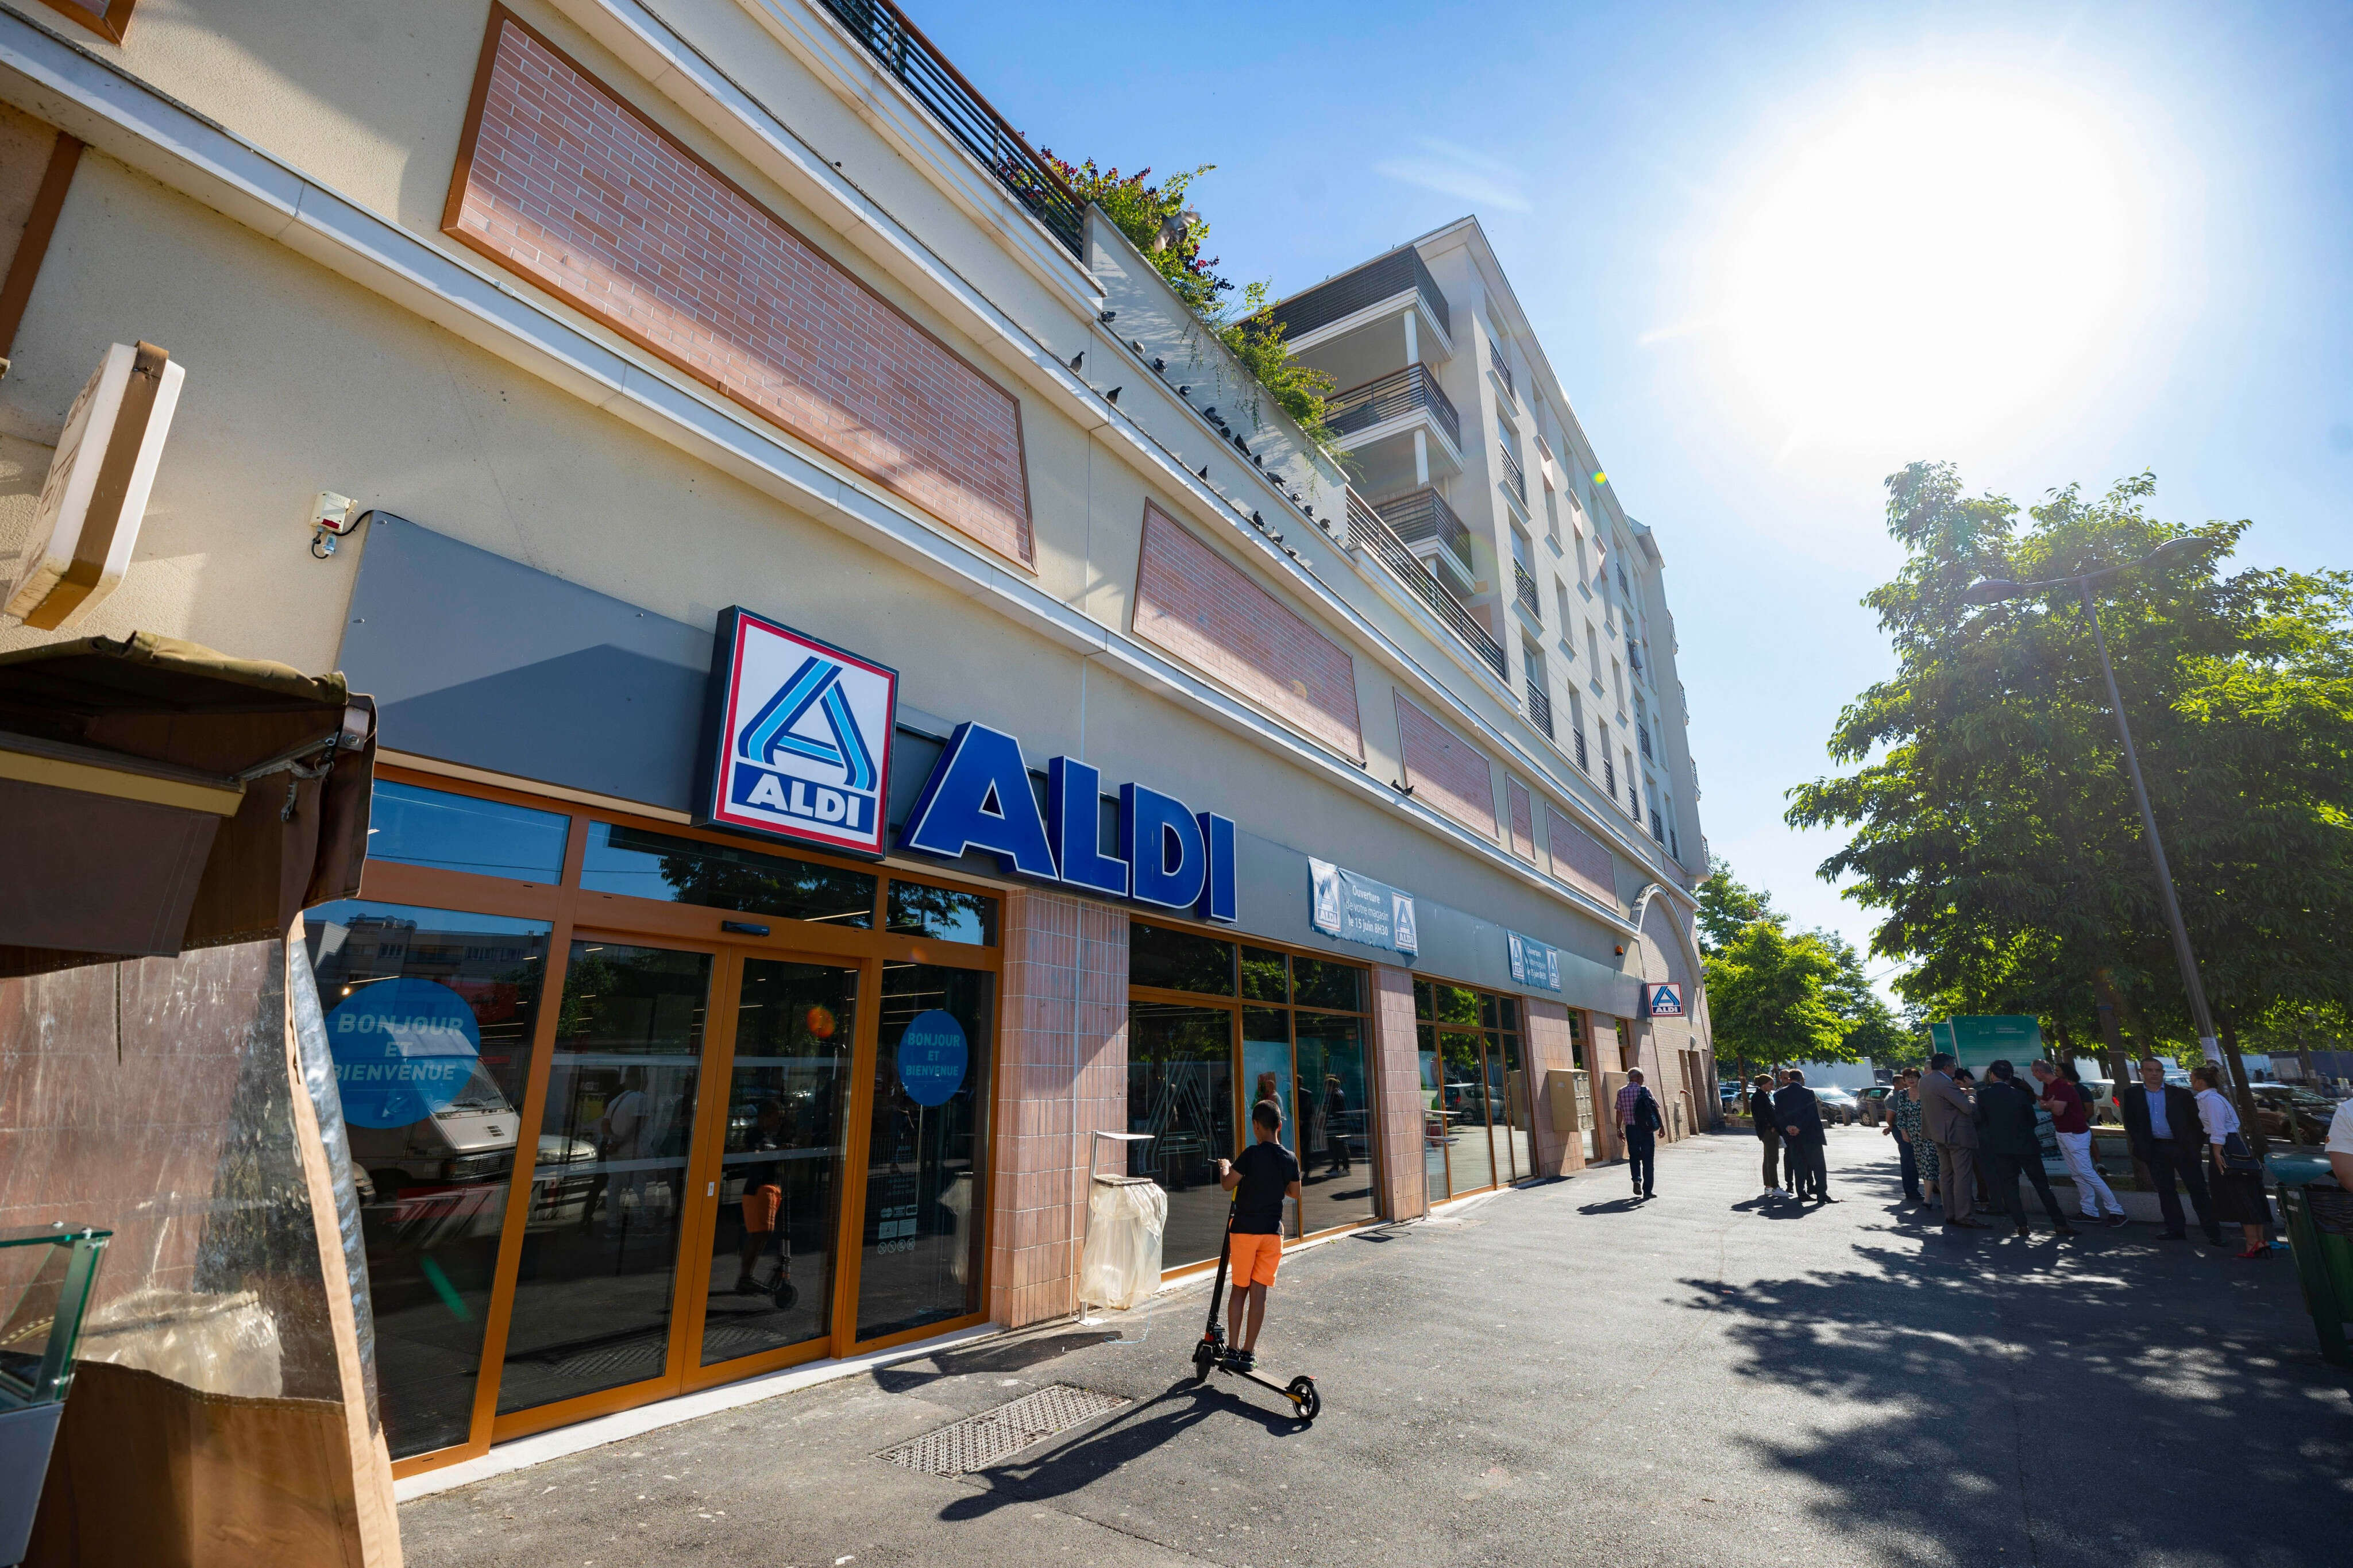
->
351;1063;597;1243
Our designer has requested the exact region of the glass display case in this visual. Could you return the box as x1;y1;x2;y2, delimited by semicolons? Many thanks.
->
0;1225;110;1566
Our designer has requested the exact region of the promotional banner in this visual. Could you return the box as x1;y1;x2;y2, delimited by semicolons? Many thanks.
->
1308;858;1418;955
1506;930;1563;992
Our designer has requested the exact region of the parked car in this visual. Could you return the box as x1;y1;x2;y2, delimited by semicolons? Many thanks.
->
2074;1078;2119;1123
1856;1085;1893;1126
1812;1086;1861;1126
2250;1082;2344;1144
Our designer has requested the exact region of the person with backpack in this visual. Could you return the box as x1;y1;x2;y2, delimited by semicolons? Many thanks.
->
1617;1069;1663;1199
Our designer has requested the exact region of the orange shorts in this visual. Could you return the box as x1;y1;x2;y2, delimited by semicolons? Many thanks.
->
740;1183;781;1231
1228;1231;1281;1288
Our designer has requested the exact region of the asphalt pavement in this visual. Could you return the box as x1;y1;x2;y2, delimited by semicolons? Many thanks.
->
401;1127;2353;1568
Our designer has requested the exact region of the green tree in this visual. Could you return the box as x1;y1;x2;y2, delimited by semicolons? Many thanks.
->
1787;462;2353;1062
1816;930;1917;1067
1703;919;1849;1080
1695;854;1777;954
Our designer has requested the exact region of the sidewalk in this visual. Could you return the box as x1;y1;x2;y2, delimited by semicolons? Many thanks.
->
401;1129;2352;1567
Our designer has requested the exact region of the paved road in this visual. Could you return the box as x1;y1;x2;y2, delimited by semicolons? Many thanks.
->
403;1128;2353;1567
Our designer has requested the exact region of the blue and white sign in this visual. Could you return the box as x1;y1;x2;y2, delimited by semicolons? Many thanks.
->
896;1010;969;1106
1307;858;1418;955
900;722;1237;922
325;978;482;1129
1644;982;1685;1018
699;607;897;858
1506;930;1563;992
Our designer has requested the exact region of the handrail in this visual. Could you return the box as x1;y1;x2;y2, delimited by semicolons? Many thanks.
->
1374;487;1472;567
1498;441;1527;505
1488;339;1516;403
1345;491;1506;681
1328;364;1460;449
1271;245;1452;342
817;0;1085;256
1525;679;1553;738
1514;561;1540;616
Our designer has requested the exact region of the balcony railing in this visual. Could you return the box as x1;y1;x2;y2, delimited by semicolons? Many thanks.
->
1345;491;1506;681
1498;441;1526;505
1488;339;1516;403
1526;678;1553;738
1376;488;1473;572
1514;561;1540;616
1637;723;1653;760
1328;364;1460;449
1652;811;1667;845
1628;637;1645;678
1573;722;1589;773
1270;245;1451;342
819;0;1084;256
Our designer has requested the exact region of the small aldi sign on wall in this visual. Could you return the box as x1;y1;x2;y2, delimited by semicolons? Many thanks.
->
1644;982;1685;1018
697;607;897;858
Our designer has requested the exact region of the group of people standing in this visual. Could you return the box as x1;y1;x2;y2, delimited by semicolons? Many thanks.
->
1882;1053;2273;1256
1746;1069;1836;1204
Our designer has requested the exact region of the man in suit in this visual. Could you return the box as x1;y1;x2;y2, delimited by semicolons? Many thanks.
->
2119;1057;2223;1243
1919;1053;1985;1229
1973;1060;2076;1238
1750;1074;1785;1195
1774;1069;1833;1203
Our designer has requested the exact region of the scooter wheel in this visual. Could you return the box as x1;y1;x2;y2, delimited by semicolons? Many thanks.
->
772;1277;799;1311
1286;1376;1319;1424
1191;1345;1216;1384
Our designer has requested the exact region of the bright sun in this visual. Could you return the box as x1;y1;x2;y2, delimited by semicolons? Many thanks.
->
1714;78;2149;454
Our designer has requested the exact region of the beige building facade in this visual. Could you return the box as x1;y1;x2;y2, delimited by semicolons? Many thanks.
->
0;0;1715;1480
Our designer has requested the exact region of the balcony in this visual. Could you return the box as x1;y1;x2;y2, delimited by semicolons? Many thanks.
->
1526;678;1553;739
819;0;1083;256
1488;339;1516;405
1628;637;1645;679
1328;364;1461;451
1497;441;1527;509
1272;245;1452;347
1514;561;1541;619
1572;722;1589;773
1376;488;1476;597
1637;723;1653;760
1345;491;1507;682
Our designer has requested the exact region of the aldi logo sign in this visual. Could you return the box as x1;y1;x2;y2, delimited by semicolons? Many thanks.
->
1644;982;1685;1018
697;608;896;857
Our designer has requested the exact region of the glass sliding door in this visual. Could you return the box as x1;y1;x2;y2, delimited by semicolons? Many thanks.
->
854;962;994;1344
1292;1010;1375;1234
700;959;855;1366
1129;1001;1237;1270
1440;1029;1495;1193
499;942;711;1414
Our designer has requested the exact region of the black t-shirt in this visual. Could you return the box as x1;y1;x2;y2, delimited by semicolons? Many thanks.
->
1230;1139;1299;1235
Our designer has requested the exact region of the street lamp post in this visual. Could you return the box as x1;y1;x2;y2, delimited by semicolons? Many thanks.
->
1961;539;2263;1132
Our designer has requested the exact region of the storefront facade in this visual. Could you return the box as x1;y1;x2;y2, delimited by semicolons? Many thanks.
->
0;0;1715;1484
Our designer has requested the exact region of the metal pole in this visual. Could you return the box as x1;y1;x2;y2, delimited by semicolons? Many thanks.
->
2077;581;2221;1062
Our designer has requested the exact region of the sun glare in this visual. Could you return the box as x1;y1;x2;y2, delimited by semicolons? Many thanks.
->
1714;78;2149;454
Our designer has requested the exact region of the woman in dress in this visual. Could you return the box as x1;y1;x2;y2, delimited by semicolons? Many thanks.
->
2190;1064;2271;1259
1885;1070;1932;1206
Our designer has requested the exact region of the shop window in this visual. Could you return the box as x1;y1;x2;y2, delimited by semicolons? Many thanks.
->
1131;921;1236;996
1128;1000;1237;1270
1239;945;1289;1002
303;899;554;1461
1414;979;1534;1199
1292;1010;1374;1235
885;879;998;945
581;822;875;925
367;779;569;882
1292;956;1365;1014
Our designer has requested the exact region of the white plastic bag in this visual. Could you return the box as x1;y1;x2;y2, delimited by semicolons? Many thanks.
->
1077;1177;1166;1311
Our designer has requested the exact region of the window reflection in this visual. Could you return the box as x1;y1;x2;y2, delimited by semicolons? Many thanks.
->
581;823;875;925
366;781;569;882
1132;922;1235;995
1128;1001;1236;1270
304;900;552;1460
885;880;998;945
1239;946;1288;1002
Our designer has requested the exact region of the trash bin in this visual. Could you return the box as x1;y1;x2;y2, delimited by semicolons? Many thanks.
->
0;1225;110;1567
2268;1153;2352;1370
1077;1176;1166;1313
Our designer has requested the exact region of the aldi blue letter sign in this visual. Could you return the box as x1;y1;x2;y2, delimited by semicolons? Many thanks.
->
698;607;897;858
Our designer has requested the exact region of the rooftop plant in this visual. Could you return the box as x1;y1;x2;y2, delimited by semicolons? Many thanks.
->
1039;153;1337;452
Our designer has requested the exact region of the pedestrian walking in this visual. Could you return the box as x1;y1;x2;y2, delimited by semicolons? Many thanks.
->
2031;1059;2126;1227
2119;1058;2224;1245
1618;1069;1662;1199
1750;1073;1784;1195
2189;1065;2273;1261
1883;1069;1927;1205
1919;1053;1984;1229
1973;1060;2076;1238
1774;1069;1833;1203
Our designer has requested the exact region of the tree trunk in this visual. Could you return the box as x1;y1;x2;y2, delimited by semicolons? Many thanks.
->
2215;1009;2269;1156
2090;970;2136;1090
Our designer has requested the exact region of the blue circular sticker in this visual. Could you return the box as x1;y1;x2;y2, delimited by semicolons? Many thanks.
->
897;1010;968;1108
325;978;483;1129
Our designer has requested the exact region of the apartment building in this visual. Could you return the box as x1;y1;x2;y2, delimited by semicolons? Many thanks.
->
0;0;1715;1485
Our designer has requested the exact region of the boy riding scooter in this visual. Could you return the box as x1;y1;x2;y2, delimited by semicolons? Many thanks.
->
1214;1099;1302;1373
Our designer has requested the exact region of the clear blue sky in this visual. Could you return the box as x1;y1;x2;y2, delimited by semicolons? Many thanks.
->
917;0;2353;994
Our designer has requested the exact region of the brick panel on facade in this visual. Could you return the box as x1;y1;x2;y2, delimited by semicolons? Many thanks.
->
1544;805;1615;905
1505;778;1536;863
1392;692;1496;837
987;889;1129;1328
446;16;1035;566
1370;965;1426;1221
1132;507;1364;759
1522;999;1581;1176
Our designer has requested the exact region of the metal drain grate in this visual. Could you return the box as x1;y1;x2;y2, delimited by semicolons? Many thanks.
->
877;1384;1130;1476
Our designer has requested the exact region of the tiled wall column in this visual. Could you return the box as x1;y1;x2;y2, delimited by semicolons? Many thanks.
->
1522;1000;1583;1176
1370;965;1426;1221
988;890;1129;1329
1591;1016;1625;1162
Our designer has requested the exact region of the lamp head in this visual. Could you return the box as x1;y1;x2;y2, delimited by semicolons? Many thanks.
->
1961;578;2022;605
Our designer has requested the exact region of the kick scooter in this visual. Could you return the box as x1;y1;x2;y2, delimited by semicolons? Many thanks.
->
1190;1197;1320;1424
